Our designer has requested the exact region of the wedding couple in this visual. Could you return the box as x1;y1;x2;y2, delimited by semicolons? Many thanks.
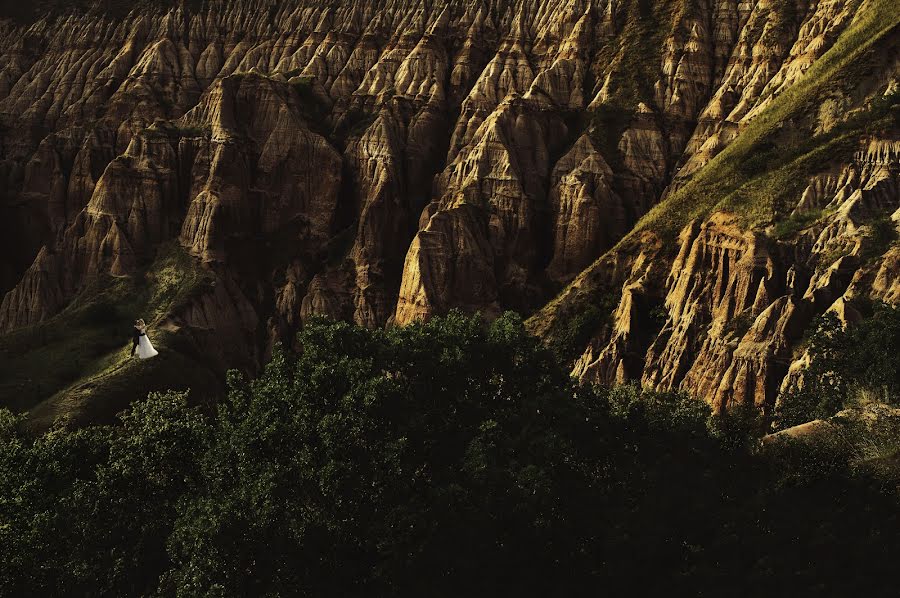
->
130;319;159;359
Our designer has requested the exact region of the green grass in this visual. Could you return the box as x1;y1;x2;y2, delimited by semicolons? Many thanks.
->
529;0;899;347
720;103;896;230
0;277;143;413
25;339;219;431
633;0;899;238
591;0;680;110
0;243;217;427
771;209;828;239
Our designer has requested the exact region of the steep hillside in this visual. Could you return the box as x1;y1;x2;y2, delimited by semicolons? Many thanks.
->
0;0;897;426
533;0;899;416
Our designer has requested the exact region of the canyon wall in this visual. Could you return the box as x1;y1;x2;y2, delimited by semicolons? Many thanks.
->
0;0;897;421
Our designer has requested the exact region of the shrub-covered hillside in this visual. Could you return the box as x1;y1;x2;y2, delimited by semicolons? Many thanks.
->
2;313;898;596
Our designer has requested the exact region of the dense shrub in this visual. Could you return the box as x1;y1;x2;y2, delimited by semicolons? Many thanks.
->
1;312;898;596
777;304;900;428
0;394;210;596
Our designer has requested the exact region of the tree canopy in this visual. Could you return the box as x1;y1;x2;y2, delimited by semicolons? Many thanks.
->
778;302;900;428
2;312;898;596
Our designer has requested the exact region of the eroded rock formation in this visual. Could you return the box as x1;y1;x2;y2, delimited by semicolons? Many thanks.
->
571;136;900;415
0;0;897;419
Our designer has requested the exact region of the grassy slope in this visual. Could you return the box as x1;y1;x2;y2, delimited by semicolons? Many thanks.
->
635;0;899;237
529;0;900;343
0;243;220;429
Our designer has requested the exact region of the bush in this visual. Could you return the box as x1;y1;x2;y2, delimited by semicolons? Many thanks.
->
0;391;209;596
164;312;598;596
548;293;618;364
777;304;900;428
2;312;899;596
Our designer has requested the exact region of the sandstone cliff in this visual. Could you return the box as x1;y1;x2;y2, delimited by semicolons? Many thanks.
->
0;0;897;423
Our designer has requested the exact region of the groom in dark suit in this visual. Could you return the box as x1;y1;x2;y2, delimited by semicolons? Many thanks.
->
130;321;141;356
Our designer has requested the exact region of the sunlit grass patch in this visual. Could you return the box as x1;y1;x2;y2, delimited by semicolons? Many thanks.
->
0;243;216;421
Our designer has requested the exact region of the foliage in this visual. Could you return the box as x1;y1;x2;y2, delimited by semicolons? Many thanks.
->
771;208;826;239
546;293;618;364
860;215;898;262
0;392;209;596
777;304;900;428
605;383;712;438
165;312;593;596
1;313;899;596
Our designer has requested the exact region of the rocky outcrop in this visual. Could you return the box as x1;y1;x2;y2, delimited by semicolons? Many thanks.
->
572;232;668;384
0;0;897;419
178;73;343;260
574;213;802;413
643;215;785;410
162;268;261;375
547;134;627;282
676;0;862;178
571;131;900;415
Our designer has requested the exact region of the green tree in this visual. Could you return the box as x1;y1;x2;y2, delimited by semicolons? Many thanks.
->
778;304;900;428
164;312;610;596
1;312;898;597
0;392;210;596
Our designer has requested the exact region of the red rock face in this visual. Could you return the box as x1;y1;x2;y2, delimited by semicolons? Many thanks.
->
569;139;900;415
0;0;897;416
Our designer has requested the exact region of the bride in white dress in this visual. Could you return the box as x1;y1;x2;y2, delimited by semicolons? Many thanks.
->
134;319;159;359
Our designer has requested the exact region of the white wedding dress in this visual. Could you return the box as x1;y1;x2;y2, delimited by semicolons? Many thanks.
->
136;329;159;359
